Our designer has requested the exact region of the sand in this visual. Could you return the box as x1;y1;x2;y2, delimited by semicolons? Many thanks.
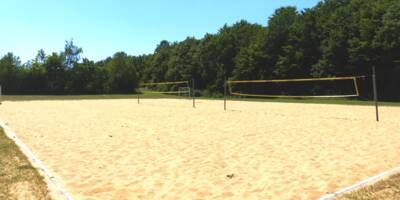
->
0;99;399;200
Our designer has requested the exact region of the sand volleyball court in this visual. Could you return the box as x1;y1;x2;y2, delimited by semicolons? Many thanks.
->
0;99;399;200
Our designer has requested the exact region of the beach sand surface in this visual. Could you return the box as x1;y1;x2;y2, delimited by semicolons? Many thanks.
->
0;99;399;200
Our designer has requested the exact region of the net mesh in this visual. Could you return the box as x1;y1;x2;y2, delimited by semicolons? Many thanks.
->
139;81;190;95
228;77;360;98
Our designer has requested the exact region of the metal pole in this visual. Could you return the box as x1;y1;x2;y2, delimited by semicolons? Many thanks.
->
224;77;227;111
186;81;190;98
137;94;140;104
192;79;195;108
372;66;379;122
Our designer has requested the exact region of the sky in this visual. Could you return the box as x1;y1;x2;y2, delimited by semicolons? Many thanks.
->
0;0;321;63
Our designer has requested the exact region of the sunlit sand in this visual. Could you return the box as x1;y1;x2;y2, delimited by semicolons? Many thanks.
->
1;99;399;199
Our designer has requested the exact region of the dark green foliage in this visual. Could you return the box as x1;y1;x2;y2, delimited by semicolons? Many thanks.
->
105;52;139;93
69;58;107;94
0;0;399;99
0;41;142;94
44;53;67;92
0;53;23;92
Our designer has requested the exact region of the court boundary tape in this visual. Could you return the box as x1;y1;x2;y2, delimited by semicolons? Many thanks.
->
318;165;400;199
0;120;75;200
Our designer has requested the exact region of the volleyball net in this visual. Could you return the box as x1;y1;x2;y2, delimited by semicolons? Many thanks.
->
227;76;365;98
138;80;191;96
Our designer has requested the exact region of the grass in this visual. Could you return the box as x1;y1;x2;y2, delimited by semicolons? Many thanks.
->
223;96;400;107
0;128;52;200
337;173;400;200
2;93;400;107
1;91;189;101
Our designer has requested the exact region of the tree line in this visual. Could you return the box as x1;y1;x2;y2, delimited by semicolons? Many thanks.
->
0;0;399;100
0;41;139;94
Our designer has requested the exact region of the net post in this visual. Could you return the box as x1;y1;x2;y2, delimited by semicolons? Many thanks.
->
137;94;140;104
186;81;190;98
192;79;195;108
224;77;227;111
372;66;379;122
353;77;360;96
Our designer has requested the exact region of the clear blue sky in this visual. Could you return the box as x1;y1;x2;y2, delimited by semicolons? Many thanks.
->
0;0;320;62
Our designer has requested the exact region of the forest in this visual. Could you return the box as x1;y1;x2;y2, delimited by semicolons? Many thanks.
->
0;0;399;100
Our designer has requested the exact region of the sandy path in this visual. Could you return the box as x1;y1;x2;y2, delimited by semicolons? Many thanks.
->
0;99;399;200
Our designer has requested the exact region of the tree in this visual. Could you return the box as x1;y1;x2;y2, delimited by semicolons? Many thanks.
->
64;39;83;68
146;40;173;82
133;54;153;82
199;21;266;93
0;53;22;93
372;1;400;99
105;52;139;93
233;41;271;80
24;62;47;94
165;37;201;85
44;53;66;92
35;49;46;64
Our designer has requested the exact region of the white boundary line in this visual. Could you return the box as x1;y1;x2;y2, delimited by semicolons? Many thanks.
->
0;120;75;200
318;165;400;199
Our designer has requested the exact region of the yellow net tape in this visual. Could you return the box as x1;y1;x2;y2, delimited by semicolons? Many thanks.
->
228;76;360;98
230;92;359;98
227;76;357;84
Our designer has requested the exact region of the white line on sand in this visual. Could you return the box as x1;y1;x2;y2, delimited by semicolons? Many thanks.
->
318;165;400;199
0;120;75;200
